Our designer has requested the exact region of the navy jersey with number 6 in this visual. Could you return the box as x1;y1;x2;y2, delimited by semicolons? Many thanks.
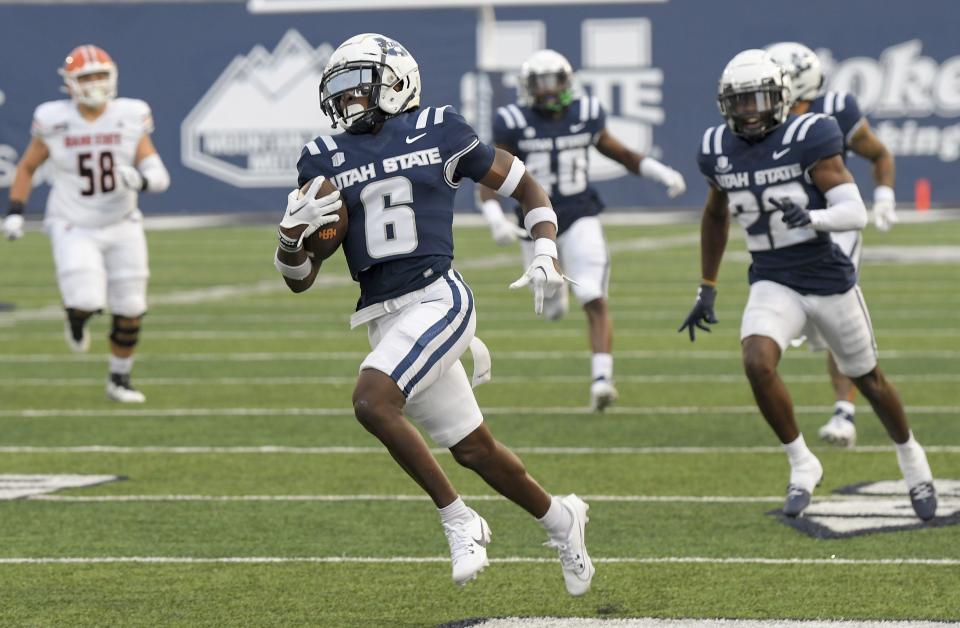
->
494;96;605;235
696;113;856;296
298;106;495;308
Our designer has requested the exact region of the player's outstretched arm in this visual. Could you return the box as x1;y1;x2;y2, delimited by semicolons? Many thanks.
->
476;148;566;315
594;129;686;198
847;120;897;231
678;185;729;341
3;137;49;241
806;155;868;232
477;144;527;246
116;135;170;194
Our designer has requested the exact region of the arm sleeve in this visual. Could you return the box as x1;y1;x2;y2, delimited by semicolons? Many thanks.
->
800;116;844;170
441;109;496;184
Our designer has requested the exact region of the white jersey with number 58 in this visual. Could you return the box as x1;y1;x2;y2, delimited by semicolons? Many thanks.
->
32;97;154;228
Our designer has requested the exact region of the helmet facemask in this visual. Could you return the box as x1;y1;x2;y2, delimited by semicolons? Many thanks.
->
718;80;787;141
526;70;573;113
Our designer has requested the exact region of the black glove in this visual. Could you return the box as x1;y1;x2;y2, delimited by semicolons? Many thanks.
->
772;197;811;229
678;284;718;342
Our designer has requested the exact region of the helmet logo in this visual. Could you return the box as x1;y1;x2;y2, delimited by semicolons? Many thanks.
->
373;37;408;57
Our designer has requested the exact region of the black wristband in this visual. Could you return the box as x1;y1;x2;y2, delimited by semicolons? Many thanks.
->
277;228;302;253
140;177;149;192
8;200;25;216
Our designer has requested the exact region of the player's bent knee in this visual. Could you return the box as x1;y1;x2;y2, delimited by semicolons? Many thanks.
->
450;434;497;470
109;315;143;348
741;343;778;384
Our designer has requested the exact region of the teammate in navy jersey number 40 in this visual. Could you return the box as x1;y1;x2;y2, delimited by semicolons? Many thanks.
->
678;49;936;521
480;49;686;412
767;42;898;449
273;33;594;595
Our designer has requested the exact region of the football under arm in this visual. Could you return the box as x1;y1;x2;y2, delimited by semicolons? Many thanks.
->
477;147;557;241
700;184;730;284
809;155;868;231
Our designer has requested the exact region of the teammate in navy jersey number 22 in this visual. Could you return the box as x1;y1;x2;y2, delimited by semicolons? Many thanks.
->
480;49;686;412
767;42;898;449
678;49;936;520
273;33;594;595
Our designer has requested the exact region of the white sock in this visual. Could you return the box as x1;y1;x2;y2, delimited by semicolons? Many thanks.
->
783;434;821;490
591;353;613;382
109;355;134;375
896;433;933;487
438;496;472;525
834;400;856;419
537;495;573;540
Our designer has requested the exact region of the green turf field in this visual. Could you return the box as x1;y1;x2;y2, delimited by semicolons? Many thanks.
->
1;219;959;626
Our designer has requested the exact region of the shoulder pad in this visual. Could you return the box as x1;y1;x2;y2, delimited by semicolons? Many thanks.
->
577;96;603;122
32;100;72;137
302;134;341;156
700;125;727;155
413;105;462;130
493;104;528;130
115;98;154;133
780;112;832;145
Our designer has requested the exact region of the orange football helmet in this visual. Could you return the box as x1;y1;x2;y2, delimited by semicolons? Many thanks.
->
59;45;118;108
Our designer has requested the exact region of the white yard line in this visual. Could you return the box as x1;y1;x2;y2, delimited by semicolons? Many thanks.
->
1;405;958;419
3;445;960;455
0;555;957;566
3;349;960;363
4;373;960;387
22;494;827;504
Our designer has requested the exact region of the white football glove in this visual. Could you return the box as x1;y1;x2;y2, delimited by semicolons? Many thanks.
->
509;239;570;315
279;178;343;245
2;213;24;240
872;185;898;232
640;157;686;198
480;199;526;246
117;165;145;191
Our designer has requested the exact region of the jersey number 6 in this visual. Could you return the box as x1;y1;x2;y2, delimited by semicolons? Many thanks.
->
361;176;420;258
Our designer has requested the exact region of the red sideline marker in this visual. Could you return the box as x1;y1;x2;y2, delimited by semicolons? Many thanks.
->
914;178;931;212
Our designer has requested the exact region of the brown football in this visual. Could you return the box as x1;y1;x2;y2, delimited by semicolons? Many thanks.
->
300;176;347;261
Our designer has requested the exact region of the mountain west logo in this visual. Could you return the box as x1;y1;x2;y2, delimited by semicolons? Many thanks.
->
773;479;960;539
715;155;732;173
181;30;336;187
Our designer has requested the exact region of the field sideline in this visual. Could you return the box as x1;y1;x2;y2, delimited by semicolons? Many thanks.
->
0;217;959;626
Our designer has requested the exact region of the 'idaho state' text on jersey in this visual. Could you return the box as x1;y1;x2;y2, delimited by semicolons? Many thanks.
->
697;113;855;295
809;90;865;151
494;97;605;235
298;106;495;308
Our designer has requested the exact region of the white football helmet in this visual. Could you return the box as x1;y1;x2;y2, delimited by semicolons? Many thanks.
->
519;49;574;112
765;42;823;104
59;45;117;108
319;33;421;133
717;49;792;140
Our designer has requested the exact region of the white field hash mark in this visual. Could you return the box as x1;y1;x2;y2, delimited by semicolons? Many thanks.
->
0;556;958;566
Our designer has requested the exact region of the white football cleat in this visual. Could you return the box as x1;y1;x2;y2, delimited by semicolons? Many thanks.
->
106;373;146;403
783;456;823;518
818;410;856;448
590;379;618;412
64;319;90;353
544;494;595;596
442;508;490;586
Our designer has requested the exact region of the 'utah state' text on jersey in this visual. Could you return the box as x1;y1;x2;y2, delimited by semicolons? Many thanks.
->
298;106;495;308
809;91;865;151
494;96;605;235
697;113;855;295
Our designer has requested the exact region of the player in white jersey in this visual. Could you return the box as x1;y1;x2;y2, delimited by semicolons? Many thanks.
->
767;42;897;447
2;45;170;402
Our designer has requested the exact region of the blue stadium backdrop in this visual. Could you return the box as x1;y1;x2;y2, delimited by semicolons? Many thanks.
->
0;0;957;214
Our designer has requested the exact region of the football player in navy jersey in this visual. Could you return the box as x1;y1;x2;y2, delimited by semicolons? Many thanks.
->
479;49;686;411
273;33;594;595
679;50;936;520
767;42;898;449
